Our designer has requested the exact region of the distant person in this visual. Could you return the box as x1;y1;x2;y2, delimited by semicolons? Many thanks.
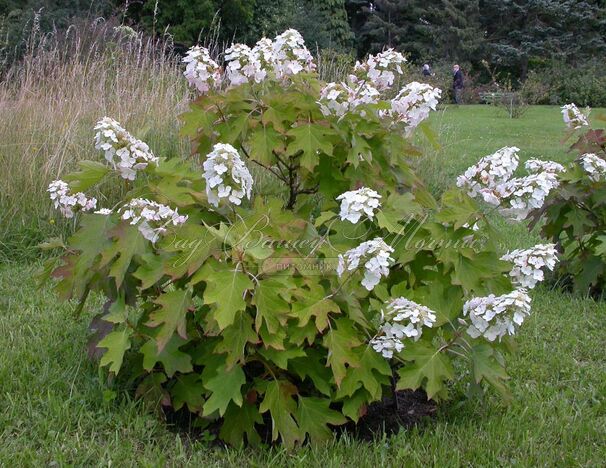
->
453;64;464;104
422;63;433;77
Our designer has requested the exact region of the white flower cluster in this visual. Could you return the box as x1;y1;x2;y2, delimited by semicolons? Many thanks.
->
121;198;187;243
224;43;266;87
497;172;560;220
318;81;380;117
463;289;532;342
580;153;606;182
202;143;253;207
561;103;589;129
501;244;558;289
94;117;159;180
525;159;565;175
337;238;394;291
370;297;437;359
48;180;97;218
387;82;442;132
183;46;222;94
353;48;407;90
456;146;520;205
272;29;315;79
336;187;382;223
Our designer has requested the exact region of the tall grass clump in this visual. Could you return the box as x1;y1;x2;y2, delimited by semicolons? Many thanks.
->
0;18;190;261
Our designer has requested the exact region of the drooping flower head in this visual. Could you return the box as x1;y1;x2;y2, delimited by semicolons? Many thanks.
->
121;198;187;243
561;103;589;129
580;153;606;182
387;82;441;132
501;244;558;289
183;46;222;94
224;43;266;87
272;29;315;79
463;289;532;342
202;143;254;207
370;297;437;359
352;48;407;90
94;117;159;181
456;146;520;204
497;172;560;221
336;187;382;223
337;237;394;291
48;180;97;219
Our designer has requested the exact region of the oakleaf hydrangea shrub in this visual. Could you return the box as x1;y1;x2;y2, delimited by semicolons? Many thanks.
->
44;30;555;448
458;104;606;295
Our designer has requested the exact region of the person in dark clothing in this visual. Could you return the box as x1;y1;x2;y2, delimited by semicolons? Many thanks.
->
422;63;432;77
453;64;464;104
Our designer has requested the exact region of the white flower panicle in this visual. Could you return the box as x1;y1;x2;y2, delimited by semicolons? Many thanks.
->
456;146;520;204
501;244;558;289
337;238;394;291
353;48;407;90
318;81;380;117
561;103;589;129
525;159;565;175
94;117;159;180
183;46;222;94
370;297;437;359
252;37;276;69
272;29;315;79
497;172;560;221
202;143;253;207
336;187;382;223
224;43;266;87
580;153;606;182
387;82;441;132
48;180;97;218
95;208;112;215
463;289;532;342
121;198;187;243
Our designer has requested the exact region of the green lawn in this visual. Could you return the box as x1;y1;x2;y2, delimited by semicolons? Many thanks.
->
1;105;605;466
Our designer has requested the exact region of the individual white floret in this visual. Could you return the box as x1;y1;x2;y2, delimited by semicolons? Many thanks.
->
94;117;159;181
48;180;97;219
337;238;394;290
463;289;532;342
121;198;187;243
501;244;558;289
183;45;222;94
580;153;606;182
202;143;253;207
561;103;589;129
336;187;382;223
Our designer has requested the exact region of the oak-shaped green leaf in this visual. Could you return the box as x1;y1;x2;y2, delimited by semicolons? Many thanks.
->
98;327;133;374
146;288;192;352
215;311;258;369
471;344;512;401
258;347;307;370
101;223;148;288
220;401;264;447
249;125;283;165
199;264;253;330
64;160;109;192
259;380;303;449
170;373;206;413
286;123;333;172
296;397;346;444
202;365;246;417
294;297;340;332
253;276;293;334
141;334;193;378
322;318;362;386
397;341;454;400
336;347;392;400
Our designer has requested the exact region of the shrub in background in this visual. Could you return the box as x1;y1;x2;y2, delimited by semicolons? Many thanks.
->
43;30;559;448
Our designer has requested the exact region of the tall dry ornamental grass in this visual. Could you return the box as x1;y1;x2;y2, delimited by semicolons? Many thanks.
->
0;19;190;260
